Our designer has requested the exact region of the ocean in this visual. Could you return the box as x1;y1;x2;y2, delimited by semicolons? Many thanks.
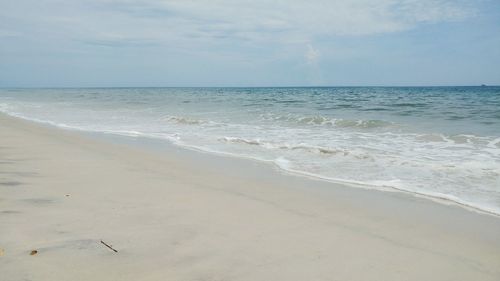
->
1;87;499;214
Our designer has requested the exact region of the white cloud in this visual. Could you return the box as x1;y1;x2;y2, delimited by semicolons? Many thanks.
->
0;0;478;67
0;0;476;45
305;44;320;64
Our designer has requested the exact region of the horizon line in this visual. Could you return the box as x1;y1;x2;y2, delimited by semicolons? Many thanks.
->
1;85;498;89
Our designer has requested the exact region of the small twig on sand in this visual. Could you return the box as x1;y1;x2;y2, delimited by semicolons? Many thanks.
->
100;240;118;253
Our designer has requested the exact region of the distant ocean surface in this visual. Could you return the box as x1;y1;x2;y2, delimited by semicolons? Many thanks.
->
1;87;499;214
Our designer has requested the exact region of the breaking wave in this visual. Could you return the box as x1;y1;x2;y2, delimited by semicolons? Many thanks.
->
259;113;395;129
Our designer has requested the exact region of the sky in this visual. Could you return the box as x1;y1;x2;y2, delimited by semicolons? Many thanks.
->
1;0;499;87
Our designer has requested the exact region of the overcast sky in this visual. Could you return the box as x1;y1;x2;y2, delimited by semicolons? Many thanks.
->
1;0;499;87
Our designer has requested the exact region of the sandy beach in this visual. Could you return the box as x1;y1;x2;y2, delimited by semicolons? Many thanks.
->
1;113;500;281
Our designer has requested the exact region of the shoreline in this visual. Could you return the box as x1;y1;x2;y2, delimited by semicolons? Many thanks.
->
3;110;499;217
97;128;500;218
1;113;500;280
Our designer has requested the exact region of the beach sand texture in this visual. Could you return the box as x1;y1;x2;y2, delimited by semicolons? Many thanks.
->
1;113;500;281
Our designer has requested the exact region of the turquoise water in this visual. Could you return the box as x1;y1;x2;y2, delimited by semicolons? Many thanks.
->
1;87;499;214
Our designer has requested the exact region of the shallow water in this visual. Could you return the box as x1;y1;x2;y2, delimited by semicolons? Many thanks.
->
1;87;499;214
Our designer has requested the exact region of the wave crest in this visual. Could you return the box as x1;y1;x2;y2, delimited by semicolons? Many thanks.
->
162;115;205;125
260;114;394;129
219;137;353;156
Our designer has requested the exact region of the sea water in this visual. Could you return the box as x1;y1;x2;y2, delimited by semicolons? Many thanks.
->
1;87;499;214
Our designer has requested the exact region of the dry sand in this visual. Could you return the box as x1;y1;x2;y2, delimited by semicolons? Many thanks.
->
1;113;499;281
